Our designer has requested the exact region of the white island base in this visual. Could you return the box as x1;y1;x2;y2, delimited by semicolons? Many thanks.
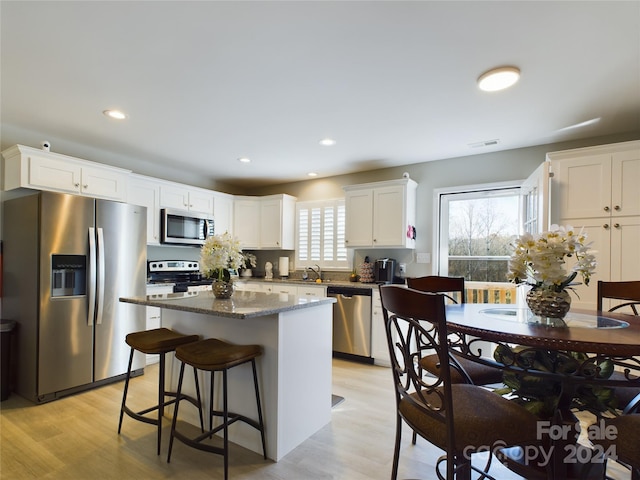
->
149;295;333;462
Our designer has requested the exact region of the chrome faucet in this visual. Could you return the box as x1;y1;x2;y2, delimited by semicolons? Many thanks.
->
307;264;321;280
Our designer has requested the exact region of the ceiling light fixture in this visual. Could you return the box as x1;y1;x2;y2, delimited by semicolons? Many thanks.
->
308;172;318;177
319;138;336;146
238;157;251;163
477;66;520;92
103;109;128;120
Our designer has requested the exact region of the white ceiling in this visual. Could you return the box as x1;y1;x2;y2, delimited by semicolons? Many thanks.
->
2;1;639;188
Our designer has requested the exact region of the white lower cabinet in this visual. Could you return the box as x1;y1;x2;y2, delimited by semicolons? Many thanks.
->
370;289;391;367
145;284;174;365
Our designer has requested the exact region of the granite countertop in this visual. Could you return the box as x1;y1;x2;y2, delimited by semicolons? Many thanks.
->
237;277;378;288
120;289;336;319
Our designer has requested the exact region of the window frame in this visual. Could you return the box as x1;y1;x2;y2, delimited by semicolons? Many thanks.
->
295;198;349;271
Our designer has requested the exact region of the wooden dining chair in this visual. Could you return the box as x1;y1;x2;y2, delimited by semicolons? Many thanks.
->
597;280;640;410
597;280;640;315
378;285;542;480
407;276;503;387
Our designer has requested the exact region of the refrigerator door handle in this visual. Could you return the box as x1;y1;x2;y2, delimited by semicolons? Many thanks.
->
96;227;106;325
88;227;97;326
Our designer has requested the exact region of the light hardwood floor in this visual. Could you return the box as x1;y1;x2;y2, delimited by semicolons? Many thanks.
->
0;359;630;479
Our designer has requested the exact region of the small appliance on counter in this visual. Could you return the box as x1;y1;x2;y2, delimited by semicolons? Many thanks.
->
374;258;396;284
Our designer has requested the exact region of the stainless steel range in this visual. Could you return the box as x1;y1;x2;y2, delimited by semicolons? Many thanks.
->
147;260;211;292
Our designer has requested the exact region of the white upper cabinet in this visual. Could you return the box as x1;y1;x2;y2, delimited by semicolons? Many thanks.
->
344;178;418;249
159;182;214;215
549;141;640;220
2;144;130;201
233;194;296;249
213;192;234;236
127;174;161;244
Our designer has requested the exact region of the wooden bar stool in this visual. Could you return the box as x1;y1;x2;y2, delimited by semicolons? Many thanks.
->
167;338;266;479
118;327;203;455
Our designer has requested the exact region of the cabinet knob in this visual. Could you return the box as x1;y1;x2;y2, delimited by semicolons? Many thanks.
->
604;206;610;212
83;184;88;189
74;183;80;187
603;223;610;229
614;205;621;211
614;223;621;228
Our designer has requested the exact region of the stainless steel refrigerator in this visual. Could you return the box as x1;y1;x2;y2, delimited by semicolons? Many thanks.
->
3;191;147;403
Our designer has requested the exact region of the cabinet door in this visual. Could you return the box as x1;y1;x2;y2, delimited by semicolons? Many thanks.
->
261;198;282;248
188;190;214;215
213;193;234;236
160;184;190;210
610;216;640;284
128;177;160;244
555;155;612;219
612;148;640;217
373;185;405;247
29;154;82;194
345;189;373;247
81;165;127;201
234;199;261;248
561;217;611;310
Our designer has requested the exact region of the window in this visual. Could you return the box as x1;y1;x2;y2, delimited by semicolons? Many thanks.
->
296;199;348;270
435;182;521;303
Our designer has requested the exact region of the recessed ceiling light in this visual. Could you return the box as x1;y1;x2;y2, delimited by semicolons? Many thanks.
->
308;172;318;177
477;67;520;92
319;138;336;146
238;157;251;163
103;109;128;120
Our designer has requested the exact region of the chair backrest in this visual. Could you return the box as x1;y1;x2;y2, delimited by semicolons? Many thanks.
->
597;280;640;315
407;276;466;304
378;285;456;458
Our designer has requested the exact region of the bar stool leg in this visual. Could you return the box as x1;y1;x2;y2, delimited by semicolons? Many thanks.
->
223;369;229;480
156;352;166;455
251;359;267;459
166;361;186;464
118;347;135;434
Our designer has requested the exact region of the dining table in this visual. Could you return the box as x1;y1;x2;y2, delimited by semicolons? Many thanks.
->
443;303;640;480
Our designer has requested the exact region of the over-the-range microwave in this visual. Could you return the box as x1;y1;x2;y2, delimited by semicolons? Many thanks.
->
160;208;215;246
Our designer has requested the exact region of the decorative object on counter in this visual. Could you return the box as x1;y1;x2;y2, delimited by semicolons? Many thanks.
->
265;262;273;279
349;268;359;282
200;232;251;298
507;224;596;321
358;256;374;283
279;256;289;278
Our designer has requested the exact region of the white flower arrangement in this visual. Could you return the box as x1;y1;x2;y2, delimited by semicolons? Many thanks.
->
507;225;597;292
200;232;246;282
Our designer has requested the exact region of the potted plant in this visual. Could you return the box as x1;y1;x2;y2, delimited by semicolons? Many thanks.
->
200;232;247;298
507;224;596;320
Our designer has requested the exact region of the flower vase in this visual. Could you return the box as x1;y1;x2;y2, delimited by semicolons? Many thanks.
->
526;288;571;320
212;280;234;299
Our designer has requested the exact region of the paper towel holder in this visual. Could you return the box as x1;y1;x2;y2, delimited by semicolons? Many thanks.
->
279;256;289;278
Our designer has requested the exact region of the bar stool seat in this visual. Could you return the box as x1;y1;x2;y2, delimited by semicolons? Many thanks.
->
118;328;203;455
167;338;267;480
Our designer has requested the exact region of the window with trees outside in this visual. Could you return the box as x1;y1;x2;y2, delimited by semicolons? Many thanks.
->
437;184;520;303
296;199;348;271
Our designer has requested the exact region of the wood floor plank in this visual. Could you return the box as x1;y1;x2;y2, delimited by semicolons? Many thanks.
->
0;359;630;479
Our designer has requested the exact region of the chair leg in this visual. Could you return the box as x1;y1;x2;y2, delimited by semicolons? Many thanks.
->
251;359;267;459
192;366;204;433
157;352;166;455
166;361;186;464
118;347;135;434
223;369;229;480
391;415;402;480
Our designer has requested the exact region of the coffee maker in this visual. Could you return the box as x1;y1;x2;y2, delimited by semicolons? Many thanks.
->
374;258;396;284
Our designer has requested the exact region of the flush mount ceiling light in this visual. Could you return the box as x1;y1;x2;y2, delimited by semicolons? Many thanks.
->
319;138;336;146
308;172;318;177
238;157;251;163
477;66;520;92
103;109;128;120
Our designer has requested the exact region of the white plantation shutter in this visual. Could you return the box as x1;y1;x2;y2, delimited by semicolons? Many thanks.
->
296;199;348;270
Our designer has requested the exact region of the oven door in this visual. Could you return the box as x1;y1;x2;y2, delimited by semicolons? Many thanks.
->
160;208;214;246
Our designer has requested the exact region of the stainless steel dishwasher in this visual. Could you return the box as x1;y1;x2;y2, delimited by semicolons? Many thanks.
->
327;286;373;362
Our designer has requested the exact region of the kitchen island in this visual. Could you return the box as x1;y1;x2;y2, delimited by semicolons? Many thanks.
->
120;289;335;461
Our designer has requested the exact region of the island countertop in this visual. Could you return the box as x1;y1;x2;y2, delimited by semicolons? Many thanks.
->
120;289;336;319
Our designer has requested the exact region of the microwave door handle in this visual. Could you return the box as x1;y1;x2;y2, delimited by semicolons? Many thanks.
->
203;219;211;240
88;228;96;326
96;227;106;325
